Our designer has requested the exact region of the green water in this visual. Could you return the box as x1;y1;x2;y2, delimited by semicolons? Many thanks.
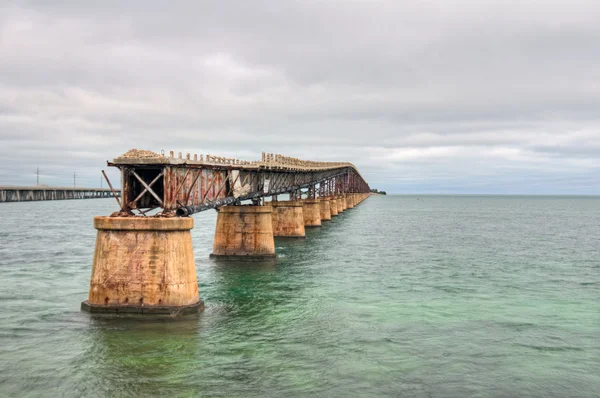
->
0;195;599;397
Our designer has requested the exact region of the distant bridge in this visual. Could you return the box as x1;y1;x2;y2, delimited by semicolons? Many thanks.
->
0;186;116;203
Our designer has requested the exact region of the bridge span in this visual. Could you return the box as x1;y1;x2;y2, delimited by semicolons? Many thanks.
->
0;186;115;203
82;149;371;315
107;149;369;216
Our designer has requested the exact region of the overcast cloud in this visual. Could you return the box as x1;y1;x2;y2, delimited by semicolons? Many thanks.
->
1;0;599;193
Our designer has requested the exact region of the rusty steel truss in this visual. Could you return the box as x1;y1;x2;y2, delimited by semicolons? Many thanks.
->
105;149;370;217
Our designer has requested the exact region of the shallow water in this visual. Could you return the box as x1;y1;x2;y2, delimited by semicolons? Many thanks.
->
0;195;599;397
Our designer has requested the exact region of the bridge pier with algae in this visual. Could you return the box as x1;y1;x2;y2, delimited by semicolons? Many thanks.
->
211;205;276;259
81;216;203;315
270;201;306;239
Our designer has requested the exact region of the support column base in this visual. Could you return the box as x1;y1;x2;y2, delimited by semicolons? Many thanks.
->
209;253;277;261
81;300;204;315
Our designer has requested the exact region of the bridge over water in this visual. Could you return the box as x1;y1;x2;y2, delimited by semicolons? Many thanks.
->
0;186;115;202
82;149;371;316
108;149;369;216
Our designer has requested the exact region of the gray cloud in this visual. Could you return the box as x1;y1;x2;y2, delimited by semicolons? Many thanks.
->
0;0;599;193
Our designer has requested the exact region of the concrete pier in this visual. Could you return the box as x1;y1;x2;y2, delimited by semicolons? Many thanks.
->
341;195;348;211
81;217;203;315
346;194;355;209
319;198;331;221
270;201;306;238
211;205;276;259
336;196;344;213
330;198;339;216
302;199;322;227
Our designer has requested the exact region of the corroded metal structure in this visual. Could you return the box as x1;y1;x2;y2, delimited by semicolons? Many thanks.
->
82;149;371;315
107;149;370;216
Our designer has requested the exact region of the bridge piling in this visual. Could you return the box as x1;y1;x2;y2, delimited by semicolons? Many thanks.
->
270;201;306;238
211;205;276;259
81;217;203;315
336;196;344;213
301;199;322;227
329;198;339;216
319;198;332;221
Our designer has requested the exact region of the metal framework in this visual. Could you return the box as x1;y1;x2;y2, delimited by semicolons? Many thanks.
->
105;149;370;217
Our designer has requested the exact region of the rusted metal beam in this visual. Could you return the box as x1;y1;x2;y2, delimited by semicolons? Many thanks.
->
102;170;123;209
131;170;164;207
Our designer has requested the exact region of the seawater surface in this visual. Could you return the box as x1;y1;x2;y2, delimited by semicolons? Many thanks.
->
0;195;599;397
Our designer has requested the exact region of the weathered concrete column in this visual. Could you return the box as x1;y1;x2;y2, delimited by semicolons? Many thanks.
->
319;198;331;221
341;195;348;211
336;196;344;213
211;205;276;259
347;194;355;209
270;201;305;238
81;216;203;315
302;199;322;227
329;198;339;216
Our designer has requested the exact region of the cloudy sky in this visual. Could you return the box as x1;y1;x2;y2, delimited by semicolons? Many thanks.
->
1;0;598;193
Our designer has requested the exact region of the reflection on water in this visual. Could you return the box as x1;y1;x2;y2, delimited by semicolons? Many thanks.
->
0;196;599;397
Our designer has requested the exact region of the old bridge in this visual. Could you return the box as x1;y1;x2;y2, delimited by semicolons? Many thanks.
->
82;149;371;315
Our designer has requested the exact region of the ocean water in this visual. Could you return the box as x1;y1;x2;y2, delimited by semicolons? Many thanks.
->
0;195;598;397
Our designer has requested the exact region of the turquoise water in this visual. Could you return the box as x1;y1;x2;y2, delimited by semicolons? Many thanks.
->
0;195;599;397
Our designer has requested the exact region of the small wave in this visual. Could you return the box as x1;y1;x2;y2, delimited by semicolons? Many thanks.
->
498;321;537;330
515;343;583;352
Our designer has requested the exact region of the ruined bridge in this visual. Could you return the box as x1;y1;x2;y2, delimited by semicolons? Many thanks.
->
82;149;371;315
107;149;370;216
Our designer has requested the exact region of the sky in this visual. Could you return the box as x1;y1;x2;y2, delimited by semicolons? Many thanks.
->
0;0;599;194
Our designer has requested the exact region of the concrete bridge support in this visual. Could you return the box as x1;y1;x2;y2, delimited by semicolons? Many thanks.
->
319;198;331;221
81;217;203;315
347;194;355;209
270;201;306;238
329;198;338;216
211;205;276;259
302;199;322;227
337;196;344;213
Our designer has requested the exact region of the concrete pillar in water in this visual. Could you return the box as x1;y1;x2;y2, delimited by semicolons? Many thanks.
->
347;194;355;209
211;205;276;259
336;196;344;213
81;216;203;315
341;195;348;211
270;201;306;238
302;199;322;227
319;198;331;221
329;198;339;216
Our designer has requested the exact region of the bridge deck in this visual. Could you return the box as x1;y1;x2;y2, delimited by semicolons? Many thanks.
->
0;186;115;202
109;149;370;216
